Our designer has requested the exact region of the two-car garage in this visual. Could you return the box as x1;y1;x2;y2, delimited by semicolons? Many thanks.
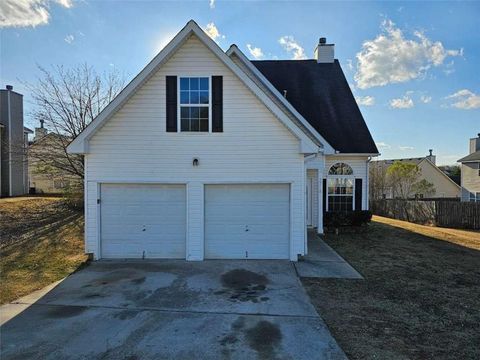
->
99;183;290;260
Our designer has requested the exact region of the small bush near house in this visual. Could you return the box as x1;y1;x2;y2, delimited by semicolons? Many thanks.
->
62;183;84;210
324;210;372;228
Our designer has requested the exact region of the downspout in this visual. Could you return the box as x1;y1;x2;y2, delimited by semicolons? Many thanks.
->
366;157;372;210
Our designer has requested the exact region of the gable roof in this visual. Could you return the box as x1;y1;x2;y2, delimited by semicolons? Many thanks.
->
458;151;480;163
67;20;318;154
251;60;379;154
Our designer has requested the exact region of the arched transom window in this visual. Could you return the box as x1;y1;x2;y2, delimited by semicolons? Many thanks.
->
328;162;353;176
327;163;354;212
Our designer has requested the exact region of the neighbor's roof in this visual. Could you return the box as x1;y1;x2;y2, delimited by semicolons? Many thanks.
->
24;126;33;134
458;151;480;162
251;59;378;154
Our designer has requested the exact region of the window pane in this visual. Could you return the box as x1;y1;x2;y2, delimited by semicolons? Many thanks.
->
200;119;209;131
200;107;208;118
180;107;189;118
180;78;189;91
190;91;199;104
191;119;199;131
200;91;209;104
180;91;189;104
181;118;189;131
190;107;200;119
190;78;199;90
200;77;209;90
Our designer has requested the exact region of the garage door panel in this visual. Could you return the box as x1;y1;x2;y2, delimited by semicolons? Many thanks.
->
101;184;186;259
205;184;290;259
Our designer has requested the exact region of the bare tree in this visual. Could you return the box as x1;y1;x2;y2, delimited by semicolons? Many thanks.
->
369;162;389;200
25;64;124;180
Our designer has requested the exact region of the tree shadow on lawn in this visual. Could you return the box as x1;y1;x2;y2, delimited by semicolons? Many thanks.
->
302;221;480;360
0;211;88;304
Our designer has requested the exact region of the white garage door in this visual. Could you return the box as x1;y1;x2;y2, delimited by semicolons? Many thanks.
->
205;184;290;259
100;184;186;259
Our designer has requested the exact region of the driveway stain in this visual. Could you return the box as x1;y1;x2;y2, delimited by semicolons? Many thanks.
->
46;305;87;318
245;320;282;359
219;269;270;303
114;310;140;320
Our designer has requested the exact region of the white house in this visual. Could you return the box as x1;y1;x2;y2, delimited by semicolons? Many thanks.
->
67;21;378;261
458;134;480;202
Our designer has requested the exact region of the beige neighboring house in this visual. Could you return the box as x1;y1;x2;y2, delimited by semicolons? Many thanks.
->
458;134;480;202
371;150;461;199
28;123;81;194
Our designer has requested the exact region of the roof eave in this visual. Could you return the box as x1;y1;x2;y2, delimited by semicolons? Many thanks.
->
226;45;335;154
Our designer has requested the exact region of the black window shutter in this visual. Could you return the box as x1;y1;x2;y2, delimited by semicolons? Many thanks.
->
212;76;223;132
166;76;177;132
322;179;327;215
355;178;362;210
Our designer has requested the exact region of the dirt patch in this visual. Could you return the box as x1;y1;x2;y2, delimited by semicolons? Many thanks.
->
46;305;87;318
245;320;282;358
302;219;480;359
219;269;270;303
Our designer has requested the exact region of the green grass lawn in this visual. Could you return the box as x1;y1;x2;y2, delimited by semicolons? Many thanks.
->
302;216;480;360
0;198;87;304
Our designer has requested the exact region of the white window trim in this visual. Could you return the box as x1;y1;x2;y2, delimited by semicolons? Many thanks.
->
177;76;212;133
326;175;355;212
326;162;356;212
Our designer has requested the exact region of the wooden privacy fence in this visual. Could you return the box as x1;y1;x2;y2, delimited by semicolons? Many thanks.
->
370;199;480;230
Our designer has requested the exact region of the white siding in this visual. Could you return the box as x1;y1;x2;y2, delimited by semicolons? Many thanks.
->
84;35;305;260
324;156;369;210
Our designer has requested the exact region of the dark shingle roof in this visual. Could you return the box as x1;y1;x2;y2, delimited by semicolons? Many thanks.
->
458;151;480;162
251;59;378;154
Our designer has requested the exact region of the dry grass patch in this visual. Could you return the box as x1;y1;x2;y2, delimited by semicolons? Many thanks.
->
302;217;480;360
0;198;87;304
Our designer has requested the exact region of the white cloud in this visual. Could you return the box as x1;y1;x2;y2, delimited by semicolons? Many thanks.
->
0;0;72;28
64;34;74;44
204;22;225;43
420;95;432;103
399;146;414;151
279;35;307;60
390;94;414;109
346;59;354;71
209;0;215;9
355;95;375;106
445;89;480;109
246;44;264;60
354;19;462;89
376;142;391;149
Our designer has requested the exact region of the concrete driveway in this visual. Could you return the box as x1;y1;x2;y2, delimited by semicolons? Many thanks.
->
1;260;346;360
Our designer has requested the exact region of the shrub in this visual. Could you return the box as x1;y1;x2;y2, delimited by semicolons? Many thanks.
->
324;210;372;228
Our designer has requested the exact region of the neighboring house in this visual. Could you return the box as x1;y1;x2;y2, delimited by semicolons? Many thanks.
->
458;134;480;202
28;122;81;194
0;85;32;197
67;21;378;261
371;150;461;199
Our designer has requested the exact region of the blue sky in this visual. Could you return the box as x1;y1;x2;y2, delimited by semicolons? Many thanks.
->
1;0;479;165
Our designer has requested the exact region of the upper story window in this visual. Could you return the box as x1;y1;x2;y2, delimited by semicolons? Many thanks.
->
179;77;210;132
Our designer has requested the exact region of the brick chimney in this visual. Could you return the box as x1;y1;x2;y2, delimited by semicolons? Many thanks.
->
314;37;335;63
469;133;480;154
